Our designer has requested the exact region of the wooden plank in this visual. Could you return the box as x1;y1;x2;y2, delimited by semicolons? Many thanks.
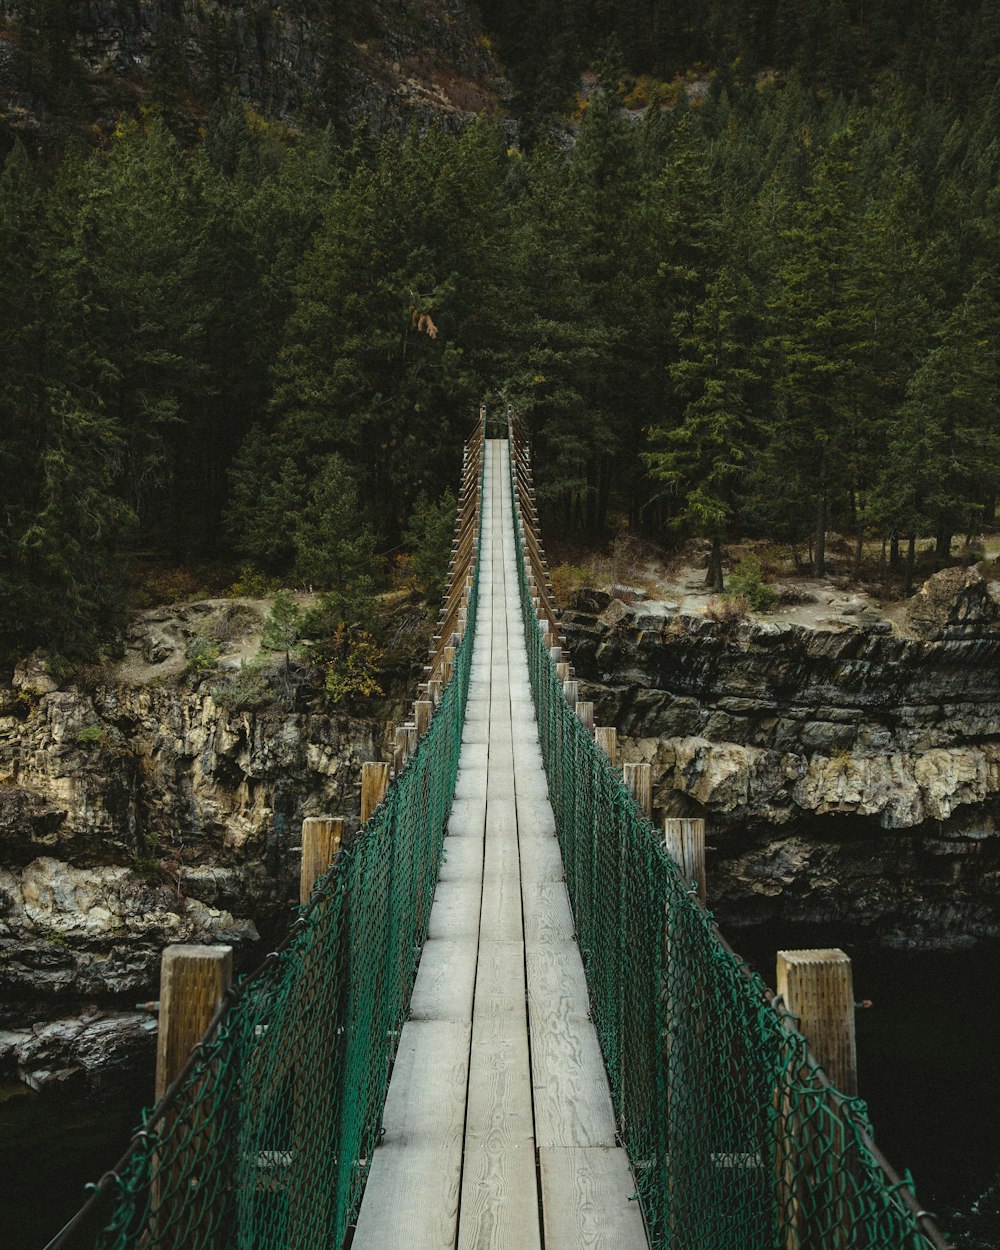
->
517;835;565;882
428;878;483;940
376;1021;469;1142
522;880;576;944
458;1141;541;1250
526;942;590;1020
539;1147;649;1250
438;835;485;882
447;796;486;838
514;801;556;839
352;1142;461;1250
409;938;478;1023
455;765;489;800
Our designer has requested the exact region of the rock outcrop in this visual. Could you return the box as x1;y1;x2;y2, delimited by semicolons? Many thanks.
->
0;0;509;151
563;571;1000;951
0;656;385;1087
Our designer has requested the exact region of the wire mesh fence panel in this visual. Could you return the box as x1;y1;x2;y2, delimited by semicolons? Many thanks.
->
505;436;941;1250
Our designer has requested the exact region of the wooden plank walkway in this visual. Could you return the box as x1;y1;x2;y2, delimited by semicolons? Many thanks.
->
352;441;649;1250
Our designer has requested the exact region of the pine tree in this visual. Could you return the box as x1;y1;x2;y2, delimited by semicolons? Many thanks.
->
646;266;767;590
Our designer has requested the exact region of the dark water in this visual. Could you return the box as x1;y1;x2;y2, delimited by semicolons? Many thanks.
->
1;1067;150;1250
734;925;1000;1250
4;938;999;1249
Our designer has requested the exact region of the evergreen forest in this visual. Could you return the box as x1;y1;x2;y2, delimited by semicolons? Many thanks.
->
2;0;1000;661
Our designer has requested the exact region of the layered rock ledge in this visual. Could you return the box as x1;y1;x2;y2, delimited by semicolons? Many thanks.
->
563;569;1000;950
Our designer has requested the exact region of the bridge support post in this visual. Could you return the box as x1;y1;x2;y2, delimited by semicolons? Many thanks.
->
361;761;391;822
776;949;857;1097
595;726;617;766
394;725;409;773
663;818;706;904
156;945;233;1100
300;816;344;905
623;762;652;819
414;699;432;739
775;949;858;1250
152;944;233;1244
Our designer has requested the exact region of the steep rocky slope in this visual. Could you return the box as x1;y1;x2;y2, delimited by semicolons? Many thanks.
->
0;602;392;1091
0;0;508;152
564;567;1000;951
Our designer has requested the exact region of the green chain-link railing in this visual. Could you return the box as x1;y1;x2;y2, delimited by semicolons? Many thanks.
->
506;438;946;1250
49;445;483;1250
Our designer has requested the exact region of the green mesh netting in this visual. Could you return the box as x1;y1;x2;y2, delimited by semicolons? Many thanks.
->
56;451;483;1250
505;439;944;1250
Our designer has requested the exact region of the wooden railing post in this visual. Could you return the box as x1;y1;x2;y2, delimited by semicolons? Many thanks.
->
291;820;345;1246
563;678;579;707
300;816;344;905
156;945;233;1100
777;950;857;1097
775;948;858;1250
153;944;233;1244
361;761;391;823
595;726;618;767
414;699;432;739
623;762;652;819
663;817;706;904
576;701;594;735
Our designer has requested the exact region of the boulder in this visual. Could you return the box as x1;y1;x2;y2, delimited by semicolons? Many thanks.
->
906;566;1000;640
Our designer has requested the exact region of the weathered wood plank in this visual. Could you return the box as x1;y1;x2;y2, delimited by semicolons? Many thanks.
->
428;878;483;940
539;1147;649;1250
526;941;590;1021
522;880;576;944
408;938;478;1022
438;835;485;882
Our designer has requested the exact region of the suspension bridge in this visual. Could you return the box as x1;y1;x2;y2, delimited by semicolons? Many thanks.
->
46;415;952;1250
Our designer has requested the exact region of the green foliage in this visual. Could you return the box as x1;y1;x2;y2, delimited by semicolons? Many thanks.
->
211;659;275;711
321;625;383;705
4;50;1000;660
404;489;457;602
723;555;777;612
260;591;302;653
227;565;283;598
185;635;221;674
550;563;592;604
292;454;379;607
76;723;108;745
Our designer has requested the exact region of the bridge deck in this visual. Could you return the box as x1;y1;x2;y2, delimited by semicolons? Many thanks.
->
352;441;648;1249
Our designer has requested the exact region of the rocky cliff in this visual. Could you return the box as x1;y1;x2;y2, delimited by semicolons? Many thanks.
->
0;634;385;1091
563;568;1000;952
0;0;507;151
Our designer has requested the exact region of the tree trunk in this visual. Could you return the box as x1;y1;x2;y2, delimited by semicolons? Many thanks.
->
904;533;917;595
935;527;952;565
815;493;827;578
853;529;864;580
879;536;887;583
889;531;900;571
709;535;724;593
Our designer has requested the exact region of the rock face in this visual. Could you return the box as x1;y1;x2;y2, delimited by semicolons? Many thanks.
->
563;573;1000;951
0;0;508;151
0;668;384;1086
